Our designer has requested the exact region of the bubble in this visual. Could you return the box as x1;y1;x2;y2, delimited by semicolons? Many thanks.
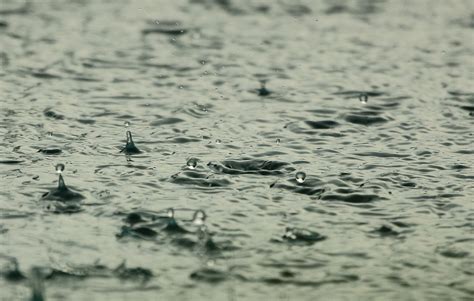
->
167;208;175;218
192;210;206;226
359;93;368;104
295;171;306;184
124;121;130;128
186;158;198;169
55;163;65;174
215;139;221;144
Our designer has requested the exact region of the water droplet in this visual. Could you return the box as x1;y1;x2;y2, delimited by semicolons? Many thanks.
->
126;131;133;143
178;85;184;89
215;139;221;144
154;20;160;24
55;163;65;174
257;80;271;96
276;138;281;144
359;93;368;104
200;60;206;65
167;208;175;218
186;158;198;169
124;121;130;128
295;171;306;184
284;227;297;240
192;210;206;226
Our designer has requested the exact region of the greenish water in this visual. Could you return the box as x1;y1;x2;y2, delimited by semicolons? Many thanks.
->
1;0;473;300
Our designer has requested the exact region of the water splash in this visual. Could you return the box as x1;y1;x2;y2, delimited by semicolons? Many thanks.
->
186;158;198;170
257;80;271;96
41;163;85;203
281;227;326;245
120;130;141;155
295;171;306;184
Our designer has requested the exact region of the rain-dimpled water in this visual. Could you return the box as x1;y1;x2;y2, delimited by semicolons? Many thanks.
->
1;0;473;300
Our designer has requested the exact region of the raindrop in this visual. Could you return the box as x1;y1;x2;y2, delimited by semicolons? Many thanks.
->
215;139;221;144
295;171;306;184
124;121;130;128
120;130;141;155
192;210;206;226
55;163;65;174
284;227;296;240
257;80;271;96
359;93;368;104
187;158;198;169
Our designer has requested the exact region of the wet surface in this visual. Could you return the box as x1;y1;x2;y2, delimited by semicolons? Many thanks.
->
1;0;474;300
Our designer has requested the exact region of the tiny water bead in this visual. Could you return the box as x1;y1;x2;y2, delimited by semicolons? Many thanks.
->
55;163;65;174
295;171;306;184
359;93;368;104
192;210;206;226
186;158;198;169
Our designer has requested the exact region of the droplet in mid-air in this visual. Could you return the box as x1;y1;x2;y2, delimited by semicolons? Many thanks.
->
359;93;368;104
295;171;306;184
167;208;175;219
186;158;198;169
192;210;206;226
55;163;65;174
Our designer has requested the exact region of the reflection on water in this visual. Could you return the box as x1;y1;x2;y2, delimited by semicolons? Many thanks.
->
1;0;473;300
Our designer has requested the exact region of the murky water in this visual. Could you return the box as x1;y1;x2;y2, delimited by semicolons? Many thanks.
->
1;0;473;300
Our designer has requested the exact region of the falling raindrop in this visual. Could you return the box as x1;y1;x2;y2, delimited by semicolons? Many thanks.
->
192;210;206;226
55;163;65;174
187;158;198;169
295;171;306;184
167;208;175;219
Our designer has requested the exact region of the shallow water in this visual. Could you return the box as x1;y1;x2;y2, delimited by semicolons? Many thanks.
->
1;0;473;300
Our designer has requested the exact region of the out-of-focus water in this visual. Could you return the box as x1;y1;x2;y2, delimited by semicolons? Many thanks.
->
1;0;473;300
